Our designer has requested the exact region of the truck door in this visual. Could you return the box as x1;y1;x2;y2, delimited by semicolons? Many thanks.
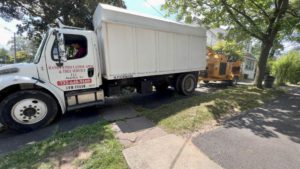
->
45;30;100;91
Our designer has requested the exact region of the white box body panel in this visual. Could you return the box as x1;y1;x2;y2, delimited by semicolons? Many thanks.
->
93;4;207;80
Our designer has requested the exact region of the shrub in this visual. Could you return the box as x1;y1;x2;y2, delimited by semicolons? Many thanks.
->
272;51;300;84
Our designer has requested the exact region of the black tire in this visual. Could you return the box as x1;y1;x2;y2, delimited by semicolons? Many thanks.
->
177;73;197;96
0;90;58;132
174;74;185;94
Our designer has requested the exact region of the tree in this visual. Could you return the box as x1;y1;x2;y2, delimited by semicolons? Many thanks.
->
0;48;9;64
163;0;300;88
0;0;126;38
15;51;30;63
7;36;28;52
6;35;38;62
212;40;245;61
4;51;31;63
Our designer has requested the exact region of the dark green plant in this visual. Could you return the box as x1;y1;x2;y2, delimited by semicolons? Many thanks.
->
266;58;276;75
0;0;126;38
272;51;300;84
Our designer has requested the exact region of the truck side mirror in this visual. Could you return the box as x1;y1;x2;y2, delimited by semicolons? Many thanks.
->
53;30;67;66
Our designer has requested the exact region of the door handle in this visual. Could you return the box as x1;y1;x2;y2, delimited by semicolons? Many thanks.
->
88;68;94;77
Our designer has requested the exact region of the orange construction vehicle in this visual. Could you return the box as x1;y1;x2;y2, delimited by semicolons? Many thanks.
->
199;47;242;85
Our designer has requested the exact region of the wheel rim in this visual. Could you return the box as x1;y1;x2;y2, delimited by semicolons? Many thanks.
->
184;76;195;92
11;99;48;125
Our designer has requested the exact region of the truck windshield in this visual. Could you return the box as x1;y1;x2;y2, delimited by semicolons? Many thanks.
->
33;31;49;63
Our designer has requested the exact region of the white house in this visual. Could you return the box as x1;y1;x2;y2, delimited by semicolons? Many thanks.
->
242;53;257;79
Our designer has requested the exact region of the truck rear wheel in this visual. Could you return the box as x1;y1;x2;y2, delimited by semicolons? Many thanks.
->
176;73;197;96
0;90;58;132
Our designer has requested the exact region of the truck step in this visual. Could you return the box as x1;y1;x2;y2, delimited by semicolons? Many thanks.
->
67;101;104;111
66;89;104;111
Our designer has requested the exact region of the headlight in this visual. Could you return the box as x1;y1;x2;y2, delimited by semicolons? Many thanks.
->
0;68;19;75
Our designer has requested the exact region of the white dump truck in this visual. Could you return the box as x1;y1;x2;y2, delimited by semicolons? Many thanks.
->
0;4;206;132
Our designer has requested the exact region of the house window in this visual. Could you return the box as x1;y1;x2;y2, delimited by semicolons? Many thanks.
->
245;59;255;70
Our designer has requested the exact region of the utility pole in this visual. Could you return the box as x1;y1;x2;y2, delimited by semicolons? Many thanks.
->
14;33;16;63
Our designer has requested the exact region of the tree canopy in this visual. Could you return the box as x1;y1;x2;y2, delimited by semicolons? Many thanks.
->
0;48;9;64
163;0;300;88
6;35;39;62
212;40;245;61
0;0;126;37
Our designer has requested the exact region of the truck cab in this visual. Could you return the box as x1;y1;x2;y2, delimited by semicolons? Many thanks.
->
0;27;105;132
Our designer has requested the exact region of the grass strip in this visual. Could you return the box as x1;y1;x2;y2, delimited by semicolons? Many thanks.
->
133;86;285;134
0;121;128;169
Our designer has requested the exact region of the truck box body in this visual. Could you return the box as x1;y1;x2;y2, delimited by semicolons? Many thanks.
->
93;4;207;80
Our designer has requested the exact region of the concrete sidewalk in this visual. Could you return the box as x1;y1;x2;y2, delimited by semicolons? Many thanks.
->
123;134;222;169
102;102;222;169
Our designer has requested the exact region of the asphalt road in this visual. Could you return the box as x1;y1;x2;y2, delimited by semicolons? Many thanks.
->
193;87;300;169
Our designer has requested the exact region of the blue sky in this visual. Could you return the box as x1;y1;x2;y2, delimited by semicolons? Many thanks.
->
0;0;169;49
125;0;167;18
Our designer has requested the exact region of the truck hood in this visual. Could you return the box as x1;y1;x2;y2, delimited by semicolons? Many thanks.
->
0;63;38;78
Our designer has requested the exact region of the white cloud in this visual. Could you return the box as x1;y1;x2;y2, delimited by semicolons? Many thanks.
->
143;0;165;8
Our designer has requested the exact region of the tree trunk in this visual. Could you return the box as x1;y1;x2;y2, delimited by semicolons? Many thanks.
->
255;41;273;89
269;47;276;58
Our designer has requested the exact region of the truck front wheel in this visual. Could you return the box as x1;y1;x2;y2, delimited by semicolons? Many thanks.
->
176;73;197;96
0;90;58;132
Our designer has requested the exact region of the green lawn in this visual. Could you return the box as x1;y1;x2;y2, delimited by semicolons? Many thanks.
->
133;86;285;134
0;122;128;169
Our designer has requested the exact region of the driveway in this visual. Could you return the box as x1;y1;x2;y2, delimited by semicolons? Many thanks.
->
193;87;300;169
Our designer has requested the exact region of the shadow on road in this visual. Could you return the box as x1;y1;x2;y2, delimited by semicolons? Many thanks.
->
224;90;300;143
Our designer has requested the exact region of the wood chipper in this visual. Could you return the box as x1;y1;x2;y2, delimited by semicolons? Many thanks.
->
199;47;242;85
